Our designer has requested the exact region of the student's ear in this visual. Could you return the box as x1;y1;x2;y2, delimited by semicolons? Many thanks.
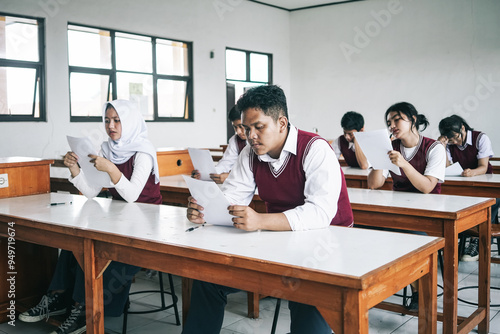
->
278;116;288;133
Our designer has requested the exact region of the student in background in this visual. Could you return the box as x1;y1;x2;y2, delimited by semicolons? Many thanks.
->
18;100;162;334
191;105;247;183
438;114;498;261
367;102;446;310
332;111;370;169
184;85;353;334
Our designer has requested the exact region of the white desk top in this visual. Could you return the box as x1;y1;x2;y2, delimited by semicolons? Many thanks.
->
444;173;500;183
0;193;440;278
347;188;493;214
341;166;371;176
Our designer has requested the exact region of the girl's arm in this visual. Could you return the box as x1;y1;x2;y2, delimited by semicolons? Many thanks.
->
112;152;153;202
367;168;386;189
463;157;489;177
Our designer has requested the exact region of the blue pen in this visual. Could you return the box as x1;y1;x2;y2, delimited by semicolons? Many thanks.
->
185;223;205;232
50;202;73;206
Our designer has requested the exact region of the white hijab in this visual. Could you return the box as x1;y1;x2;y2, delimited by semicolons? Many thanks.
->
101;100;160;183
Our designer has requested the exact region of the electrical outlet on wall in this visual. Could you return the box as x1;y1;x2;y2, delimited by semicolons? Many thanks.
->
0;173;8;188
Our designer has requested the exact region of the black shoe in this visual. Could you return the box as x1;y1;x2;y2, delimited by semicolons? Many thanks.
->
406;292;419;312
50;303;86;334
18;293;67;322
462;238;479;262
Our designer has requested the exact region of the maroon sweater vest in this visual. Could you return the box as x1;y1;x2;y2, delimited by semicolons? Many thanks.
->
108;154;162;204
236;135;247;153
389;136;441;194
338;135;359;167
250;129;353;227
448;131;493;174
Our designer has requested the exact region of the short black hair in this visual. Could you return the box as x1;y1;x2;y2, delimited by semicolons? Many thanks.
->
341;111;364;131
236;85;288;121
228;105;240;122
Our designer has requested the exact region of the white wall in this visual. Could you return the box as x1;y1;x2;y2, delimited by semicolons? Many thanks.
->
0;0;291;159
290;0;500;153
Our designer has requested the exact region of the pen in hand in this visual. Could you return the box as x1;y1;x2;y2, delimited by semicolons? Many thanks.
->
50;202;73;206
185;223;205;232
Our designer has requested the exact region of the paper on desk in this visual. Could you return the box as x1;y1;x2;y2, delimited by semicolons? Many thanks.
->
354;129;401;175
188;148;217;181
445;162;464;177
182;175;234;226
67;136;111;188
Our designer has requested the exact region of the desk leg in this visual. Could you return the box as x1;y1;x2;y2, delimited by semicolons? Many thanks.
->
247;292;260;318
83;239;104;334
182;277;193;326
418;252;437;334
442;222;458;334
477;214;491;334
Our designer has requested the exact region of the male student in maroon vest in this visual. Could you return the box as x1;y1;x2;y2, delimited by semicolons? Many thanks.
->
332;111;370;169
183;85;353;334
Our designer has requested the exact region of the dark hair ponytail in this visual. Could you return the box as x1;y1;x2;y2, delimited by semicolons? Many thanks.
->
438;114;473;139
385;102;428;132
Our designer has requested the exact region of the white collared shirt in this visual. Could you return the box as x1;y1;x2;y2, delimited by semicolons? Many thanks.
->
215;134;243;174
221;125;343;231
446;130;494;163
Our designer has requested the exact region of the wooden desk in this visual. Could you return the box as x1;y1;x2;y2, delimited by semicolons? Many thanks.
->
342;166;393;190
0;157;58;323
348;188;494;334
156;148;194;176
490;160;500;174
0;193;444;334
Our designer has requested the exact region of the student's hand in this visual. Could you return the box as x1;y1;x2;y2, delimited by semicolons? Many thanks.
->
462;168;475;177
228;205;261;231
63;151;81;178
191;169;201;179
186;196;205;224
210;173;229;184
438;136;448;146
387;150;408;168
88;154;115;173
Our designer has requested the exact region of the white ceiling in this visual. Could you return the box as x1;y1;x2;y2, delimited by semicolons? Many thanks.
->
253;0;358;11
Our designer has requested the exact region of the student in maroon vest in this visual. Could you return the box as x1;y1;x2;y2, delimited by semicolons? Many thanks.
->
438;114;498;262
184;85;353;334
19;100;162;334
332;111;370;169
367;102;446;311
191;105;247;184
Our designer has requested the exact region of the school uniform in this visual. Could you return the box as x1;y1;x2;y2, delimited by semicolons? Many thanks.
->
333;134;360;167
446;130;494;174
51;100;162;316
182;125;353;334
214;134;247;174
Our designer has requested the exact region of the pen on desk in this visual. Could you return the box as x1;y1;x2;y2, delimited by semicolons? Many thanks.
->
185;224;205;232
50;202;73;206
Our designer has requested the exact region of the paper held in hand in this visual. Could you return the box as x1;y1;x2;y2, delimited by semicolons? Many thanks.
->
188;148;217;181
445;162;464;177
67;136;111;188
353;129;401;175
182;175;234;226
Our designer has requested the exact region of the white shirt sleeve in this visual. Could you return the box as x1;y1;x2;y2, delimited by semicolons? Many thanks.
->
215;135;240;174
331;137;341;159
221;145;257;206
477;133;494;159
113;152;154;203
424;143;446;183
69;170;104;199
283;139;341;231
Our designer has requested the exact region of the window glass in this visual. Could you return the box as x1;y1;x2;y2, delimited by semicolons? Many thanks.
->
157;79;187;118
68;25;111;69
250;53;268;83
0;16;39;62
157;39;189;76
69;73;111;117
116;72;154;120
115;32;152;73
225;49;246;81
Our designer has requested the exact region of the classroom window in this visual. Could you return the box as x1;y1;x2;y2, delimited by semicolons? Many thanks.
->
225;48;272;102
68;24;193;122
0;14;45;122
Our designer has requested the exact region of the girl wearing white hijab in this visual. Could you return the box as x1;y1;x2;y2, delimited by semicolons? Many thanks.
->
18;100;161;333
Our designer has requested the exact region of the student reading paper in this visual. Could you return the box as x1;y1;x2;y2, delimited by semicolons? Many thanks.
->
18;100;161;334
183;85;353;334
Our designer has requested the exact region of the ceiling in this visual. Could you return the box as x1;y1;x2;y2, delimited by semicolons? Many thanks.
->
251;0;361;11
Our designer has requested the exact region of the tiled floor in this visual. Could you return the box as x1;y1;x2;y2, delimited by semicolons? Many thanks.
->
1;249;499;334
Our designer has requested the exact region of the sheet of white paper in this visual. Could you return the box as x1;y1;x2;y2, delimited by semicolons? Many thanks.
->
445;162;464;177
188;148;217;181
354;129;401;176
182;175;234;226
67;136;111;188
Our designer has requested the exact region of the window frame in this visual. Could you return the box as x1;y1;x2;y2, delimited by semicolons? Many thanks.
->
0;12;46;122
225;47;273;85
68;23;193;123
